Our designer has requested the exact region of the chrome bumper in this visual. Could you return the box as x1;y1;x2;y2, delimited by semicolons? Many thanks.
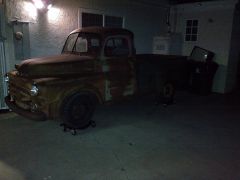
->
5;96;46;121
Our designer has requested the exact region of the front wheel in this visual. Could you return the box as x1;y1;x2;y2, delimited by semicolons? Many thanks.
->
61;93;96;129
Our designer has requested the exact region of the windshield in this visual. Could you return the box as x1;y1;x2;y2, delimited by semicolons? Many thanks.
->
62;33;101;56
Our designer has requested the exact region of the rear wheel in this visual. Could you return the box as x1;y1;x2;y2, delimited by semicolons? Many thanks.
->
159;82;175;105
61;93;96;129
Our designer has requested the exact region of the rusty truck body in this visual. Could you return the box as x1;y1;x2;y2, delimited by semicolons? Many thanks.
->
5;27;203;128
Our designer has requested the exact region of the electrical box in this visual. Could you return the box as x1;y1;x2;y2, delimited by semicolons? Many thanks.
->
13;22;30;61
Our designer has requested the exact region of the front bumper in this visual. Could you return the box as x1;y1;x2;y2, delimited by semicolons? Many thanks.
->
5;96;47;121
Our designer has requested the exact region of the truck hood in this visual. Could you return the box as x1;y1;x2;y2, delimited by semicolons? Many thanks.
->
16;54;95;78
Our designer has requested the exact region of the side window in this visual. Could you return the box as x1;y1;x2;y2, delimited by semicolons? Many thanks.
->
105;15;123;28
75;37;88;53
104;37;130;57
91;38;100;47
81;11;124;28
64;33;78;52
87;38;100;55
82;13;103;27
185;19;198;42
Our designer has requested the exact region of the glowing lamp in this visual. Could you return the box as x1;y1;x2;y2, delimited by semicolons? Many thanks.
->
32;0;53;10
32;0;44;9
47;4;53;10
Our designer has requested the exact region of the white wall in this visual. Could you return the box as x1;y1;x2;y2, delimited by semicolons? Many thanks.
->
172;0;238;93
226;2;240;92
6;0;169;58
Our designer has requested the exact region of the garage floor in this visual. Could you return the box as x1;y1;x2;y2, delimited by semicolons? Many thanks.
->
0;92;240;180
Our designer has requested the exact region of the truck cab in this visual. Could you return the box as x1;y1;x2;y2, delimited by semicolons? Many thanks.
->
5;27;137;128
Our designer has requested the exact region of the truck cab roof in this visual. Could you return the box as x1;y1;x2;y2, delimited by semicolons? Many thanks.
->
69;27;134;39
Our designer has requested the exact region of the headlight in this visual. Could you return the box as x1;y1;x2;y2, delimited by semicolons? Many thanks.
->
30;85;39;96
4;74;9;83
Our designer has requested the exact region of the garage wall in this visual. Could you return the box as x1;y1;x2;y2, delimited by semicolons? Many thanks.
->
226;2;240;92
5;0;169;59
125;1;169;53
171;0;238;93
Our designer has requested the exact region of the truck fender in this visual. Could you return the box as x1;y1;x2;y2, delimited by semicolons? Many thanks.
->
61;87;103;105
53;86;103;118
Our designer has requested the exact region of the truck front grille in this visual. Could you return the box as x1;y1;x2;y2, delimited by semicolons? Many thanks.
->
15;100;31;110
9;82;31;100
8;71;32;110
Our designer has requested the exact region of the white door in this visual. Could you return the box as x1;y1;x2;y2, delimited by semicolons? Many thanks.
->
0;41;7;109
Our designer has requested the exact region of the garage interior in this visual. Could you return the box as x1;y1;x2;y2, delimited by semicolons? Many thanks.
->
1;0;240;179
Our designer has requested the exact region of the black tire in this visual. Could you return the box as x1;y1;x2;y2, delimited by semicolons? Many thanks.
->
159;82;175;104
61;93;96;129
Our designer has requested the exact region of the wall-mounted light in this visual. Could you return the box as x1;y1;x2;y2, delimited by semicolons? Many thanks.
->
47;4;52;10
48;7;60;22
32;0;44;9
24;1;37;19
32;0;53;10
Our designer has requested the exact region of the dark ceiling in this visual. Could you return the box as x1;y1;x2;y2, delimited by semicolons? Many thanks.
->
169;0;215;5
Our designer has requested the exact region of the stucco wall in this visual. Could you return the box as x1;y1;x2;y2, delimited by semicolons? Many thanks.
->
6;0;169;58
172;0;238;93
6;0;37;23
226;2;240;92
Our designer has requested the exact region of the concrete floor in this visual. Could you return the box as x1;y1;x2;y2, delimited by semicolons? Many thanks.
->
0;92;240;180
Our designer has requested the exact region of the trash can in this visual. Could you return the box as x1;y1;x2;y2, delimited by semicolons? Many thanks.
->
188;46;218;95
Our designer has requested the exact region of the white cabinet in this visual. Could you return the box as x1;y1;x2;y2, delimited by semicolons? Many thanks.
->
153;36;170;54
153;33;182;55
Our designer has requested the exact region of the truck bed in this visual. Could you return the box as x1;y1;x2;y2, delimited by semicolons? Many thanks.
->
136;54;190;94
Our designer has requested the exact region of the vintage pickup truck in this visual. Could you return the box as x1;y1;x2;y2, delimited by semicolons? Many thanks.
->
5;27;215;129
